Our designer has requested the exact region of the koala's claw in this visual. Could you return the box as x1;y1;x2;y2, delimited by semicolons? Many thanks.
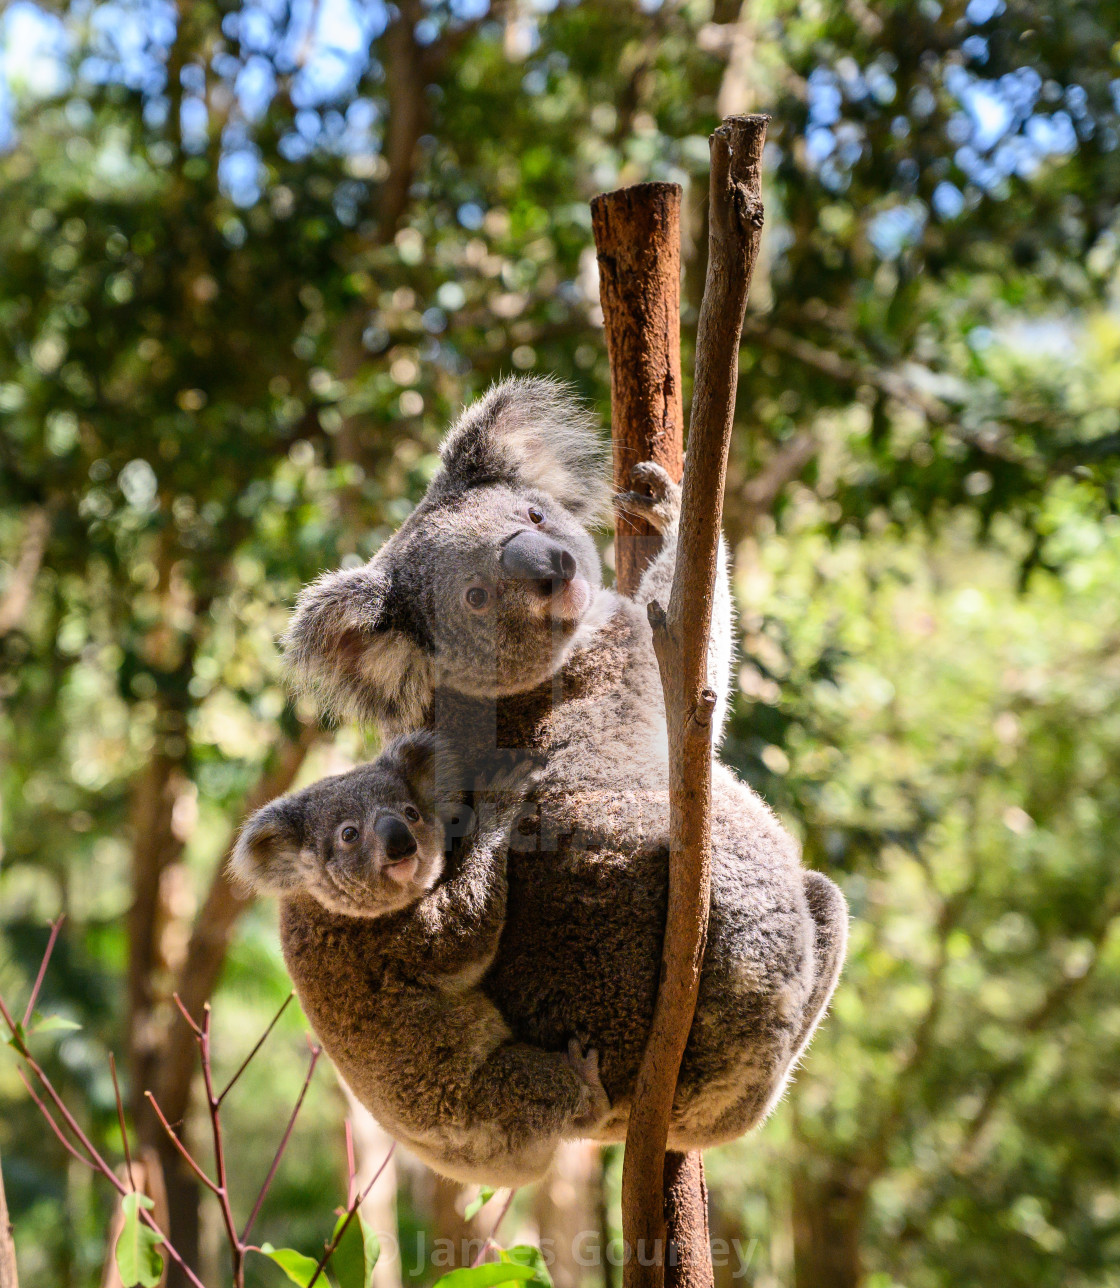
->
613;461;681;533
486;757;543;801
564;1037;611;1130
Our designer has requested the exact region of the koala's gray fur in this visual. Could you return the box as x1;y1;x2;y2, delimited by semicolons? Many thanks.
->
231;733;610;1186
283;376;847;1170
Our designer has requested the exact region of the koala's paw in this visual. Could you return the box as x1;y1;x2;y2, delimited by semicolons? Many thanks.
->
564;1038;611;1130
613;461;681;533
485;756;543;803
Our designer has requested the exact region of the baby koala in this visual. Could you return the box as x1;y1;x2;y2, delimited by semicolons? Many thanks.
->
230;733;610;1185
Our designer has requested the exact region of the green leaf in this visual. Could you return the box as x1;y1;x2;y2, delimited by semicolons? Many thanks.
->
28;1013;82;1036
501;1246;553;1288
5;1022;25;1050
359;1215;381;1285
464;1187;496;1221
430;1260;539;1288
259;1242;336;1288
115;1192;164;1288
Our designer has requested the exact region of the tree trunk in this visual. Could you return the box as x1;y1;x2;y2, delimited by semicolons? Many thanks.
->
590;182;684;598
790;1167;866;1288
0;1144;18;1288
532;1142;602;1288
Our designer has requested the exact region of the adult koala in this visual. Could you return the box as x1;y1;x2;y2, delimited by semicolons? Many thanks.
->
282;377;847;1179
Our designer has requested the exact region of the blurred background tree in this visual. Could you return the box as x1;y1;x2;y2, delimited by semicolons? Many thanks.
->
1;0;1118;1286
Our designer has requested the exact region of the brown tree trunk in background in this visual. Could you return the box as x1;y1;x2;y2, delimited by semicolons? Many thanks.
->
790;1166;866;1288
132;728;315;1288
532;1142;601;1288
590;182;684;597
343;1088;403;1288
0;1144;18;1288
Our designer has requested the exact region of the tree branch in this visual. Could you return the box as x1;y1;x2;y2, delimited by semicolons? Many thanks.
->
621;113;769;1288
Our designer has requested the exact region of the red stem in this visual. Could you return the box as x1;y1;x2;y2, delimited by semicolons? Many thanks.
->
143;1091;220;1194
217;991;294;1106
471;1189;516;1266
109;1054;136;1191
22;915;65;1028
240;1044;322;1242
198;1004;246;1284
305;1142;398;1288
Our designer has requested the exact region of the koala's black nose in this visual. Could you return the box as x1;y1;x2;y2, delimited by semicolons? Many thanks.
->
499;530;577;585
375;815;418;863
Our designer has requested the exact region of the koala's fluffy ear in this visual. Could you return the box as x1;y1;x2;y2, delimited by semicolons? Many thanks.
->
229;799;303;895
437;377;610;523
384;731;465;811
283;562;433;734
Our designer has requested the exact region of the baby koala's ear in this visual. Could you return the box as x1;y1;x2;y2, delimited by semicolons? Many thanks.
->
384;731;465;810
229;798;304;895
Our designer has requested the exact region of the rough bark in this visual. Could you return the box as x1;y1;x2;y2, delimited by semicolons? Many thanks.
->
0;1144;17;1288
590;182;684;597
662;1152;711;1288
619;115;768;1288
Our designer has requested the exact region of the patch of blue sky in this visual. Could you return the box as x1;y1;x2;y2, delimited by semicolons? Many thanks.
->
867;200;927;260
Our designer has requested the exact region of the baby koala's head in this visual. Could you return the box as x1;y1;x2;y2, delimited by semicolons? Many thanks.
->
230;732;463;918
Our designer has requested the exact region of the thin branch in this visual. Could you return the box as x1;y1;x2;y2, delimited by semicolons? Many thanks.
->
240;1044;323;1242
142;1092;219;1194
198;1004;245;1279
471;1190;516;1266
171;992;204;1038
305;1143;397;1288
21;917;64;1029
16;1069;97;1173
217;992;295;1106
620;114;768;1288
108;1055;136;1192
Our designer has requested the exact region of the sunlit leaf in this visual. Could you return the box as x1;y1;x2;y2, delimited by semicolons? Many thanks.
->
115;1192;164;1288
464;1187;496;1221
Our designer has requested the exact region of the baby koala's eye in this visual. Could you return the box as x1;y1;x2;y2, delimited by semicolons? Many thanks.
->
528;505;544;525
338;824;360;846
465;586;489;611
403;806;421;823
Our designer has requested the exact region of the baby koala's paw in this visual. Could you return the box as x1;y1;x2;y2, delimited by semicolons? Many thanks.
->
564;1037;611;1130
613;461;681;534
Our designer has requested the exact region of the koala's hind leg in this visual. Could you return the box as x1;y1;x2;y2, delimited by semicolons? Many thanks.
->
414;1033;611;1187
674;870;848;1151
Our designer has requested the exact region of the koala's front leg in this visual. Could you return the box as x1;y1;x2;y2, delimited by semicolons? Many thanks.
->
615;461;735;743
408;762;538;975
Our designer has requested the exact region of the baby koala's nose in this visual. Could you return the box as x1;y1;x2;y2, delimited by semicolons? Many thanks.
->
499;531;576;585
375;814;418;863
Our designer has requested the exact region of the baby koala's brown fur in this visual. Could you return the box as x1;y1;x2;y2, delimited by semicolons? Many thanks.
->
232;733;610;1185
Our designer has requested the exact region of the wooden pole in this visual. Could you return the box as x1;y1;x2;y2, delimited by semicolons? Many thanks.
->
595;115;769;1288
0;1145;19;1288
590;181;684;597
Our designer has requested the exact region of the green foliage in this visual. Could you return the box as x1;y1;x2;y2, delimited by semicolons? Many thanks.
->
1;0;1118;1286
115;1193;164;1288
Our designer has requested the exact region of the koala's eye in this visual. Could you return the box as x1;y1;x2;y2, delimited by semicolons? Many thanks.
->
528;505;544;524
338;824;360;845
403;806;421;823
465;586;489;611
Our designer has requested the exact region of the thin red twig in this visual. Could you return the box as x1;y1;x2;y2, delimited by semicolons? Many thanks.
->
345;1120;357;1207
22;916;65;1028
143;1091;219;1194
198;1003;245;1284
217;991;295;1106
240;1044;323;1242
16;1068;97;1172
171;992;204;1037
472;1189;516;1266
108;1054;136;1192
305;1141;398;1288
